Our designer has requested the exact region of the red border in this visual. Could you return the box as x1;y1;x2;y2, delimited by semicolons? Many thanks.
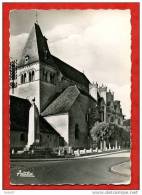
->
3;2;140;190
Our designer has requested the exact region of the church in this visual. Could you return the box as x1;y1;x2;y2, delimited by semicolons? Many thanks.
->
10;22;124;152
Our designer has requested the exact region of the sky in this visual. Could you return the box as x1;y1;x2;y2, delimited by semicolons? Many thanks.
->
10;9;131;118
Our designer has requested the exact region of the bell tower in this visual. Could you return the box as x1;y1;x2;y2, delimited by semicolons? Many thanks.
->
12;22;58;112
11;23;40;111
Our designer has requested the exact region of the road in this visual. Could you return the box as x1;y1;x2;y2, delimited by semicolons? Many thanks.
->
10;152;130;185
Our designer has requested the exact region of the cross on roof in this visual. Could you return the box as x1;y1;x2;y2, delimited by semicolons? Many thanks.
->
35;10;38;24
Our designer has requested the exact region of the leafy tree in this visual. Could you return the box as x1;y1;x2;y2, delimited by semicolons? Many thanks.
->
90;122;130;149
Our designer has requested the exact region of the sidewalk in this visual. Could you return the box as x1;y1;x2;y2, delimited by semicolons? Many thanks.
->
11;149;130;162
110;160;131;177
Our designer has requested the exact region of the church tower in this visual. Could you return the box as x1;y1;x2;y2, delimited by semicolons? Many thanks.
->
11;23;59;112
98;84;107;122
98;84;107;103
89;82;98;101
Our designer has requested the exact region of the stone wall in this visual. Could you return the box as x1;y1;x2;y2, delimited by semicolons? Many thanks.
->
40;81;57;112
40;132;60;148
45;114;69;145
10;131;27;148
69;93;93;148
12;62;40;111
10;130;62;149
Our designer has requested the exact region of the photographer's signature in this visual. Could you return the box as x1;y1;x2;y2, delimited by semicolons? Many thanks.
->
16;170;35;177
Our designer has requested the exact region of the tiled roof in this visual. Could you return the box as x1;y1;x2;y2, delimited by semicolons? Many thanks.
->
18;23;55;67
18;23;90;87
52;55;90;86
78;88;96;102
10;95;59;135
18;24;39;67
41;85;80;116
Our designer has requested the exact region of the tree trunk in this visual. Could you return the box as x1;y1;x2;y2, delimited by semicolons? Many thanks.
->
100;141;103;151
103;140;106;151
115;140;118;150
109;142;111;150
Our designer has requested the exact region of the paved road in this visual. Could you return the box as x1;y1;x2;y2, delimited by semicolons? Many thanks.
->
10;152;130;185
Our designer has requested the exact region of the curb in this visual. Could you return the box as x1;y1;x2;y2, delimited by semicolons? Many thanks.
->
11;150;129;162
110;161;130;177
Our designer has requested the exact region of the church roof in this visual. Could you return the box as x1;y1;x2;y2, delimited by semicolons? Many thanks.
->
18;24;39;67
10;95;60;135
18;23;90;86
52;55;90;86
78;88;97;102
41;85;80;116
18;23;54;67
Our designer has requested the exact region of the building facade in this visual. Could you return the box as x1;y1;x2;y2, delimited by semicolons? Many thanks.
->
10;22;125;151
89;82;124;126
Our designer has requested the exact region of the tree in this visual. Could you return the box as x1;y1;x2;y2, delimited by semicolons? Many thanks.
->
90;122;109;150
90;122;130;150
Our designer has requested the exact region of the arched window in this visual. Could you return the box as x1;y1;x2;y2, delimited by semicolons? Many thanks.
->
51;73;55;84
46;72;48;81
29;72;32;82
53;74;55;83
21;74;24;84
23;73;26;83
50;73;52;83
75;124;79;139
31;70;35;81
101;112;104;122
40;134;42;143
43;69;46;81
118;118;121;125
20;133;26;141
110;117;114;123
49;72;51;83
47;72;50;82
61;76;64;81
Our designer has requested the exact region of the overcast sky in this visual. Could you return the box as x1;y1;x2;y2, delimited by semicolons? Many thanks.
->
10;9;131;118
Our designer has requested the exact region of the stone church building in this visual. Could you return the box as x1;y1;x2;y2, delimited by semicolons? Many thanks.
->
10;22;124;151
